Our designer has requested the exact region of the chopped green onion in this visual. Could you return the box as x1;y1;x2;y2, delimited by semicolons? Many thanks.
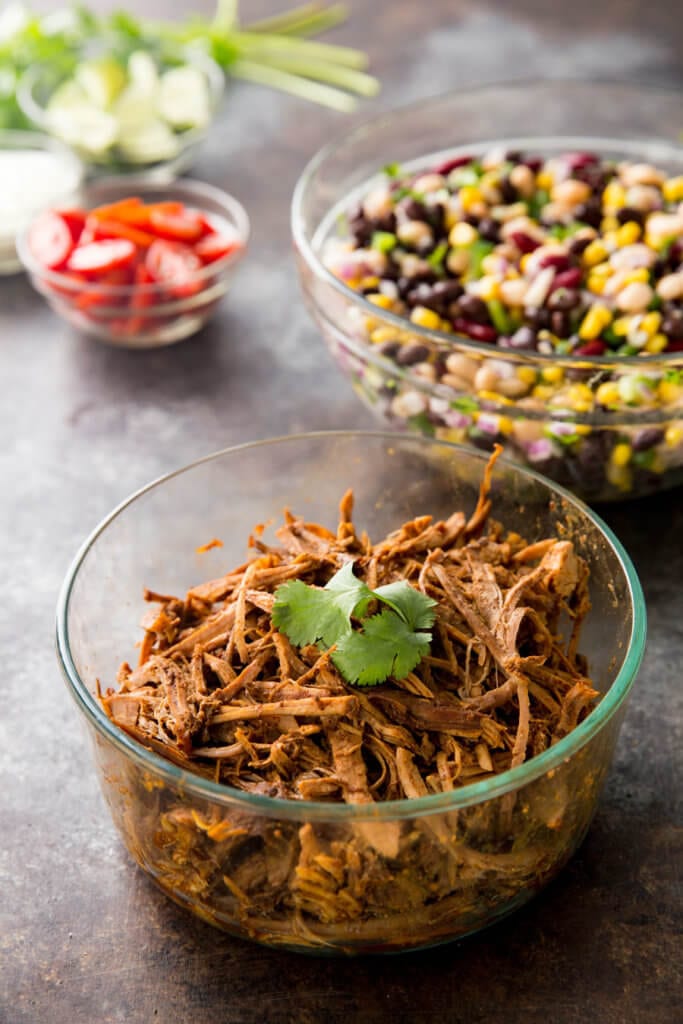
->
371;230;397;253
451;396;479;413
427;241;448;275
382;161;402;178
486;298;512;335
467;239;495;279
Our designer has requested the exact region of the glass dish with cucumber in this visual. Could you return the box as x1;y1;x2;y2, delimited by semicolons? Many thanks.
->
18;48;224;177
292;82;683;502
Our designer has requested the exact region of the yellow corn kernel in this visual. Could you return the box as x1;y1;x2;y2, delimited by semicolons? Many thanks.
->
370;326;399;345
541;365;564;384
662;175;683;203
497;416;514;435
532;384;555;401
587;274;607;295
345;276;361;290
612;315;634;337
603;181;627;210
640;311;662;337
650;453;665;474
602;229;619;248
607;463;633;492
536;169;554;190
478;390;512;405
477;275;500;301
660;380;681;404
616;221;642;246
444;206;460;230
410;305;442;330
582;240;609;267
579;304;612;340
621;268;650;286
644;333;668;354
575;424;592;436
590;261;614;279
459;186;483;212
448;221;478;247
519;253;533;273
665;424;683;446
611;442;632;468
436;427;467;444
366;293;394;310
566;383;595;412
596;381;620;406
601;218;620;235
517;366;538;385
359;275;380;290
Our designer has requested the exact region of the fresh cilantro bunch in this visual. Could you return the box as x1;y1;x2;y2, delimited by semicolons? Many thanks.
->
272;561;436;687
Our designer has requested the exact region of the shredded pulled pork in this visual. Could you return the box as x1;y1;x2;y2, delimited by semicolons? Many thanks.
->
103;454;596;802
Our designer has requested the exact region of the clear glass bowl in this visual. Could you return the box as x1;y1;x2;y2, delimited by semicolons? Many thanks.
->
17;177;249;348
291;80;683;502
0;130;83;275
56;431;645;954
17;50;224;182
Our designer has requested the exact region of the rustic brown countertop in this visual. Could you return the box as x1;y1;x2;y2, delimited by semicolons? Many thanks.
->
1;2;681;1021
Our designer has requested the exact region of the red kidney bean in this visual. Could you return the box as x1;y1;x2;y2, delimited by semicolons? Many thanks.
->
667;339;683;352
452;318;497;343
539;253;570;272
574;340;607;356
551;268;583;291
521;157;543;172
565;152;599;171
510;231;540;254
632;427;665;451
434;155;474;174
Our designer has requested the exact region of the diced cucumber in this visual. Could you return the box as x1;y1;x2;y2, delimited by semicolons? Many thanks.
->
47;104;119;157
127;51;160;99
116;118;181;164
113;85;159;131
75;57;127;109
158;66;210;129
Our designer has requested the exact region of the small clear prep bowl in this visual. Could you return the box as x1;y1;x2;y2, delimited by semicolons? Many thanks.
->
292;80;683;502
0;130;83;275
17;51;224;181
17;177;249;349
56;431;645;955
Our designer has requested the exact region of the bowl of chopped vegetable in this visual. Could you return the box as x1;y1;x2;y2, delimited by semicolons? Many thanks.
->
57;431;645;954
18;177;248;347
17;47;224;179
292;80;683;502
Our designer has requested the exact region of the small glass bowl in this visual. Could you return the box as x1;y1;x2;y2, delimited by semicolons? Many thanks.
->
292;80;683;502
0;130;83;275
56;431;645;954
17;50;224;182
17;177;249;349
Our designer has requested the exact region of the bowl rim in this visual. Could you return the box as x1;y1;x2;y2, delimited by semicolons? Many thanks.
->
291;77;683;370
16;176;250;292
56;430;646;822
16;47;225;164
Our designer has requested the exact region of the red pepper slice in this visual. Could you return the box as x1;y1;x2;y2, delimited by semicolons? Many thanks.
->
67;239;137;276
28;212;76;270
88;216;157;249
148;208;204;243
194;232;242;265
146;239;202;297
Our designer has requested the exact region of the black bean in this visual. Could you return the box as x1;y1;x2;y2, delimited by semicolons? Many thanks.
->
505;326;538;350
548;288;581;312
568;236;592;257
350;216;372;246
478;217;500;243
426;204;445;232
551;310;571;337
470;431;498;452
525;306;552;330
396;343;431;366
431;279;464;303
616;206;645;226
661;310;683;339
376;340;402;360
457;294;490;323
632;427;665;452
574;198;603;229
499;178;517;204
406;283;436;308
400;198;427;221
463;214;481;227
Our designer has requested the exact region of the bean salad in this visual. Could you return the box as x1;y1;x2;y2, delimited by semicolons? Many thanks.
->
322;149;683;499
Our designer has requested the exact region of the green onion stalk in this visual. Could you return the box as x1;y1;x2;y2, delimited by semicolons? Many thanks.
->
0;1;380;129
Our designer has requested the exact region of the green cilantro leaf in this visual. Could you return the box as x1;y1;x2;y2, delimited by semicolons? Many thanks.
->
333;609;433;686
273;562;436;686
382;161;402;178
272;562;372;648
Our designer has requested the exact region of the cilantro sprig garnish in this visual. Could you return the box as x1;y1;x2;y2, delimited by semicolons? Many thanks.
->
272;561;436;687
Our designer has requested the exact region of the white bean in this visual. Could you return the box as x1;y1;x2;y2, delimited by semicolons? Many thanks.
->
499;278;529;306
609;244;656;270
656;271;683;302
620;163;666;187
474;365;500;392
508;164;535;198
444;352;478;380
615;281;654;313
362;187;393;221
551;179;591;206
391;391;428;418
411;173;446;193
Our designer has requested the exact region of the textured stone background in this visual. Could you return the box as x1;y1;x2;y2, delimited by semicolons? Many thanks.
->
1;2;681;1021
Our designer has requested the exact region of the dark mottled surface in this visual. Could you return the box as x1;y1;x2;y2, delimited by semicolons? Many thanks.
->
1;2;682;1022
